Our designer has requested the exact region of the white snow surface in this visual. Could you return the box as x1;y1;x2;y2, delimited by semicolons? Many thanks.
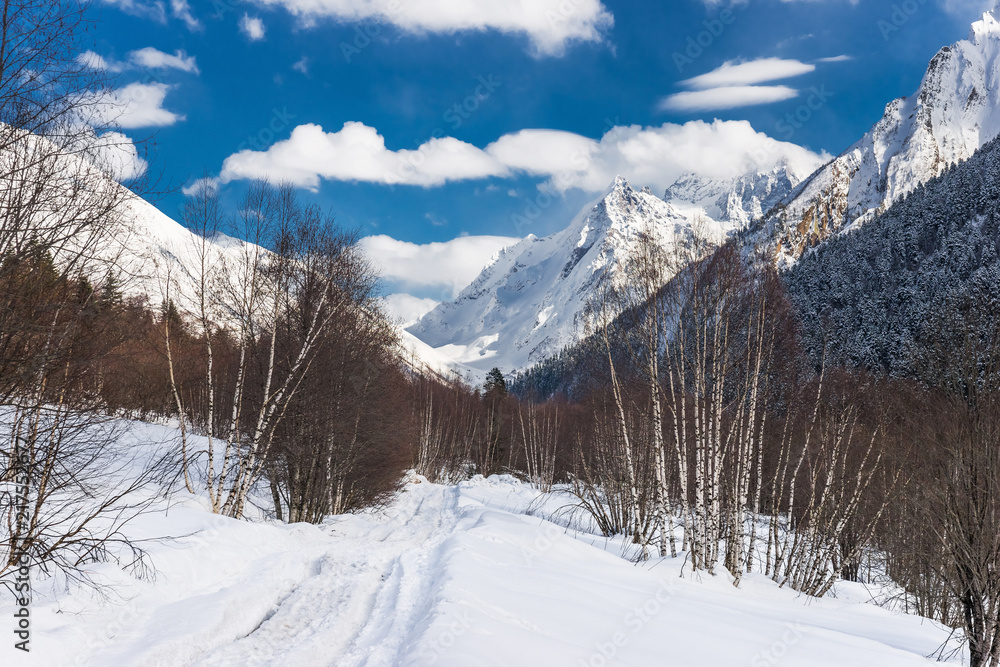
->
4;419;961;667
663;165;801;229
397;329;481;384
107;195;252;319
754;6;1000;265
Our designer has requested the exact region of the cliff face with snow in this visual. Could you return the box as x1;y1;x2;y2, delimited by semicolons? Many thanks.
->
753;7;1000;265
663;166;799;230
408;177;753;374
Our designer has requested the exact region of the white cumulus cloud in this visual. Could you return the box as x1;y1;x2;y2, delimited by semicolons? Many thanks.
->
220;122;507;189
381;294;441;327
359;234;520;300
240;14;267;40
216;119;828;197
89;131;148;181
83;82;185;129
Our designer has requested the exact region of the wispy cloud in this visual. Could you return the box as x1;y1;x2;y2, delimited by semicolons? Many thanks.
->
817;55;852;63
939;0;995;18
659;85;799;112
79;47;199;74
240;14;267;41
680;58;815;89
170;0;202;31
98;0;166;23
129;47;200;73
250;0;614;56
661;57;819;111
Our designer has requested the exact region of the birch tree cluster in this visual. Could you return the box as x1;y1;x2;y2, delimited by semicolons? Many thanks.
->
783;133;1000;667
556;233;893;595
505;134;1000;667
161;181;412;521
0;0;168;588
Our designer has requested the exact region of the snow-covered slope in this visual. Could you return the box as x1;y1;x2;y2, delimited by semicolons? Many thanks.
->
754;5;1000;265
106;194;248;317
408;177;735;374
113;200;468;379
397;329;480;383
408;167;810;375
6;418;962;666
663;165;800;229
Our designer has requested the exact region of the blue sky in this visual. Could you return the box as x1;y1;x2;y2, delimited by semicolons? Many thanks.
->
87;0;994;314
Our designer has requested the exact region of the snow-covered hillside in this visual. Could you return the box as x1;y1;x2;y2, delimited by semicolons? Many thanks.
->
66;185;466;379
753;4;1000;265
107;194;250;317
663;165;800;229
5;418;960;667
409;176;753;375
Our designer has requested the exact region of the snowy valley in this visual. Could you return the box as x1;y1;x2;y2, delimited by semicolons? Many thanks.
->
0;421;961;667
7;1;1000;666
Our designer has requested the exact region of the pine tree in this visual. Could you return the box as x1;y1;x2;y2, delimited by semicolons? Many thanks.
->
483;367;507;398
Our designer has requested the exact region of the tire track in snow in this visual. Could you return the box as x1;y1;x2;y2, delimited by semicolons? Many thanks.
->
192;483;460;667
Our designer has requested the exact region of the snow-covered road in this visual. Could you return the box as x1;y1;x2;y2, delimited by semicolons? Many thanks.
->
8;446;963;667
196;485;461;666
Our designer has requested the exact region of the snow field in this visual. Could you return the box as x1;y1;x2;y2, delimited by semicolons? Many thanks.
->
3;422;961;666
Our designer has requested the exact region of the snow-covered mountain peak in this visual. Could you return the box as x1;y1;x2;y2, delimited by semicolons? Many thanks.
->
406;165;813;375
407;177;706;374
663;166;799;229
752;7;1000;266
972;5;1000;42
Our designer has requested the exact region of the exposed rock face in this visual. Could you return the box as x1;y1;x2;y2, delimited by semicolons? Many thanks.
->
751;7;1000;266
